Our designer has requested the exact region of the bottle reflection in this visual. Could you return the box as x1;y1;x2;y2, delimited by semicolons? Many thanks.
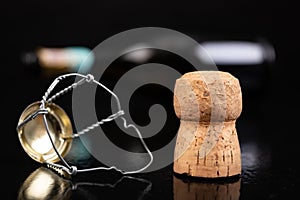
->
18;167;152;200
173;175;241;200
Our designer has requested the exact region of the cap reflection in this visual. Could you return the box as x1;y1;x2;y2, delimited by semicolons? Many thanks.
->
18;167;71;200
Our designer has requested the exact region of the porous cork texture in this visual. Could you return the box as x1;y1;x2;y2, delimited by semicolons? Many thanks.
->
173;71;242;178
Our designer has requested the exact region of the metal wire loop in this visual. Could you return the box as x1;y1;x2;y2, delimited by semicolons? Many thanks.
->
20;73;153;177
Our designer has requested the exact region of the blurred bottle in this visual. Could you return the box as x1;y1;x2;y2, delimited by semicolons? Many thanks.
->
197;38;276;94
21;46;95;74
114;36;276;96
22;37;275;94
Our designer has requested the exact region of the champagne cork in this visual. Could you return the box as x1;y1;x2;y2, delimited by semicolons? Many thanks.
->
173;71;242;178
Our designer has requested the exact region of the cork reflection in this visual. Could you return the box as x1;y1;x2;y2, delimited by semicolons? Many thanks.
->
173;174;241;200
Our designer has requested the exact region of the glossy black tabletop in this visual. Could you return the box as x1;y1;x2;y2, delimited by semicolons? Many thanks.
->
6;73;298;200
1;1;298;199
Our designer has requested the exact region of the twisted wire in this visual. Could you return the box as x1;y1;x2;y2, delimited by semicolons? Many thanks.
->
71;110;124;138
27;73;153;176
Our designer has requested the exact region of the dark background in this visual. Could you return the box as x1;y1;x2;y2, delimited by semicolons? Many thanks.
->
1;0;298;199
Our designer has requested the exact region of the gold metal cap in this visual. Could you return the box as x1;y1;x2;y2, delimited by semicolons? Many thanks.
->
17;101;73;163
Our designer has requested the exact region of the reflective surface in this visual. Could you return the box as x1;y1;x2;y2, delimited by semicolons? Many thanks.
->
173;175;241;200
11;92;298;200
18;167;152;200
18;167;72;200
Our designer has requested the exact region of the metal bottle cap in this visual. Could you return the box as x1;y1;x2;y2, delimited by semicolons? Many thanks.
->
16;73;153;177
17;101;73;163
